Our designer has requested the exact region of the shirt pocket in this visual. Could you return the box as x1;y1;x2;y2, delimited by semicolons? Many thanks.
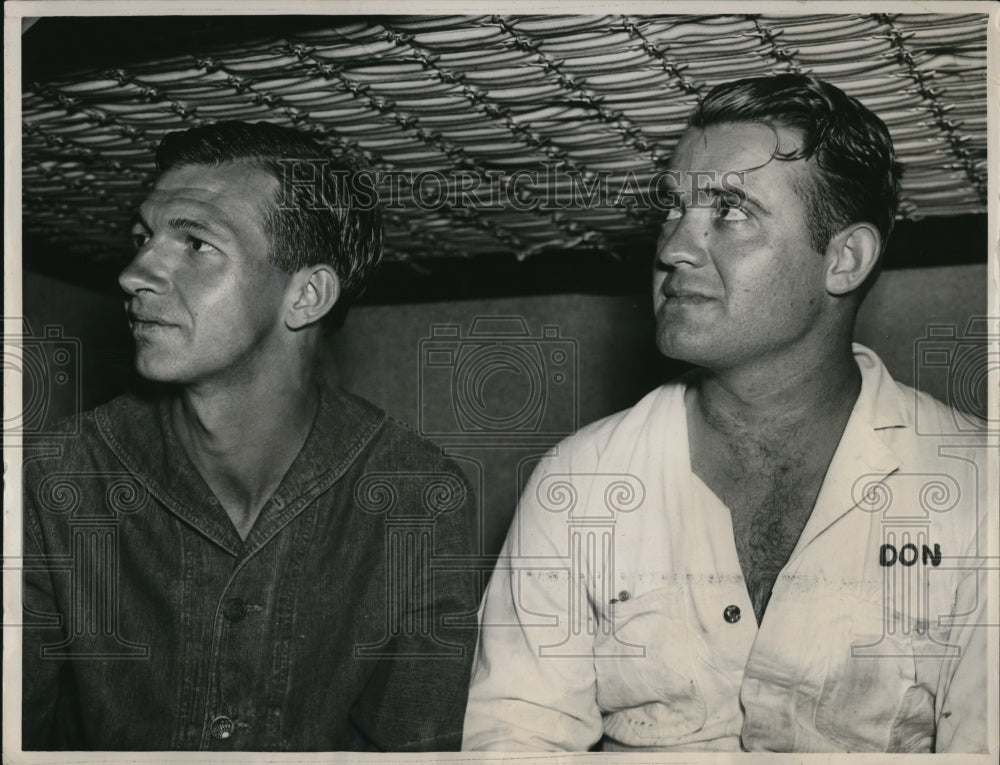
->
594;585;707;741
813;600;932;752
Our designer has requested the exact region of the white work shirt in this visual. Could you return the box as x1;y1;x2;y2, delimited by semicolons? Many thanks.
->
463;345;989;752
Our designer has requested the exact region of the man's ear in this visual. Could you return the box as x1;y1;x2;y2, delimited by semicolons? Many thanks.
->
824;223;881;296
285;265;341;330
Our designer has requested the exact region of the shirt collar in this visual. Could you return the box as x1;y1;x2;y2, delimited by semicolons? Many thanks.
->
95;382;386;556
851;342;910;432
790;344;908;555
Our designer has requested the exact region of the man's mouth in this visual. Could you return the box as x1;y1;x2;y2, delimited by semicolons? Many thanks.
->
127;309;175;331
660;287;714;304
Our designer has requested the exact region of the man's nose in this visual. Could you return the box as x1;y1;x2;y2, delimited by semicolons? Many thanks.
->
655;211;710;270
118;242;168;296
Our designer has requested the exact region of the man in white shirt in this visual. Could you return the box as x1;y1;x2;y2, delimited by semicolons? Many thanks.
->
462;74;991;753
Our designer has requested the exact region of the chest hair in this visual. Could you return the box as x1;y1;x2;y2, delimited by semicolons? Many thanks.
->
696;434;832;625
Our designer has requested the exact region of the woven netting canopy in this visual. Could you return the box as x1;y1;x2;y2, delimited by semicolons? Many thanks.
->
22;13;988;270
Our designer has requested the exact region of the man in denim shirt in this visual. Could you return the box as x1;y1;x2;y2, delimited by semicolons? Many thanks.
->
22;122;478;750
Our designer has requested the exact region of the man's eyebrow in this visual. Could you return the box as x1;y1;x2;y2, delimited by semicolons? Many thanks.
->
129;211;233;238
704;185;770;216
660;174;771;216
165;216;230;237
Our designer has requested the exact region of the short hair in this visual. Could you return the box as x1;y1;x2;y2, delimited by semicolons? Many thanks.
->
156;121;383;302
689;74;902;257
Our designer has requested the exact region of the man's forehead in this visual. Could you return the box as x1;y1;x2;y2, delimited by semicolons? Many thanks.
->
143;162;278;220
667;122;807;177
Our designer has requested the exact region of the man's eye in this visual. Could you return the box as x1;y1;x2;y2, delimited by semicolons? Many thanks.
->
186;237;218;253
131;231;150;250
717;202;748;222
662;205;683;222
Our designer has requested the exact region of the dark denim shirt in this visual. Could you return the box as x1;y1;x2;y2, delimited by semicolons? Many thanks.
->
22;384;479;751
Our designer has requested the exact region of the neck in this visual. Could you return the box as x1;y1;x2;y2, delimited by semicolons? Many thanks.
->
692;334;860;443
170;345;322;525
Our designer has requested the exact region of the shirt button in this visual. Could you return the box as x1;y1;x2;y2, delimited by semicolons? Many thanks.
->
222;598;248;622
210;715;234;740
723;604;742;624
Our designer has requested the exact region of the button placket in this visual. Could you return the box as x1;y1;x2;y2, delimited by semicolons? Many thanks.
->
210;715;234;740
222;597;248;622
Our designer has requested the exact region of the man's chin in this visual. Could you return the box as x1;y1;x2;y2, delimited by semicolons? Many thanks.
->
655;331;720;368
133;357;186;385
656;329;696;360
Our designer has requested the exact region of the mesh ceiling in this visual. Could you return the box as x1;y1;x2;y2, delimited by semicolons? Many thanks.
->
21;13;988;267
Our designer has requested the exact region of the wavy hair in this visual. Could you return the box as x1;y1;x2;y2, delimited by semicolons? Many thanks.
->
690;74;902;257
